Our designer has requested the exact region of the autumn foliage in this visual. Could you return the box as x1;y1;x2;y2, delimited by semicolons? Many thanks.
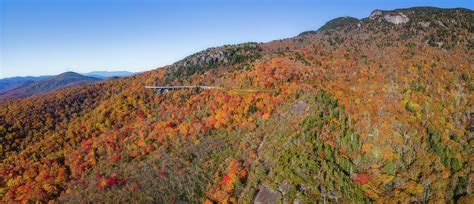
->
207;159;248;203
0;7;472;203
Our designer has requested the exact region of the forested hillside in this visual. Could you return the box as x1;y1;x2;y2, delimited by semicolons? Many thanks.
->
0;72;101;100
0;7;473;203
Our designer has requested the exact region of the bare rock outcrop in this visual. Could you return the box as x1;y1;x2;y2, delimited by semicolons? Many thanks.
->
384;13;409;24
254;186;282;204
369;9;410;25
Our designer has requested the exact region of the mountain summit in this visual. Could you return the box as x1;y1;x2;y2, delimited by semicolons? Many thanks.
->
0;72;100;100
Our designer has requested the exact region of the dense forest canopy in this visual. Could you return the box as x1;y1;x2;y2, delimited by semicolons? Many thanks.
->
0;7;473;203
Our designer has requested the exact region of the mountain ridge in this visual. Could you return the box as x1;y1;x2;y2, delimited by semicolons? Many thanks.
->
0;72;101;100
0;71;135;94
0;7;472;203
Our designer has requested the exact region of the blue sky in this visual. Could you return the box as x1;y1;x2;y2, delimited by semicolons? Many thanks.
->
1;0;472;78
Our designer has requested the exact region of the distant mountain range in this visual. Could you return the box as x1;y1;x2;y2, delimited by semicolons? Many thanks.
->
0;72;102;100
0;72;105;100
0;76;51;93
82;71;136;79
0;71;135;94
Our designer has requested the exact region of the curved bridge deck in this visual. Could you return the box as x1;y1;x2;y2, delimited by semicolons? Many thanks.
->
144;85;223;94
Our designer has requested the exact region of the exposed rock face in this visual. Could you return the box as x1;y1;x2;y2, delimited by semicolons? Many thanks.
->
293;199;304;204
369;9;410;25
254;186;281;204
293;100;310;115
369;10;383;19
278;182;291;195
418;21;431;28
383;13;410;24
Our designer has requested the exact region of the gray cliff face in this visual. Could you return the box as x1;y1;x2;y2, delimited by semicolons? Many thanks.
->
369;9;410;25
383;13;410;24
